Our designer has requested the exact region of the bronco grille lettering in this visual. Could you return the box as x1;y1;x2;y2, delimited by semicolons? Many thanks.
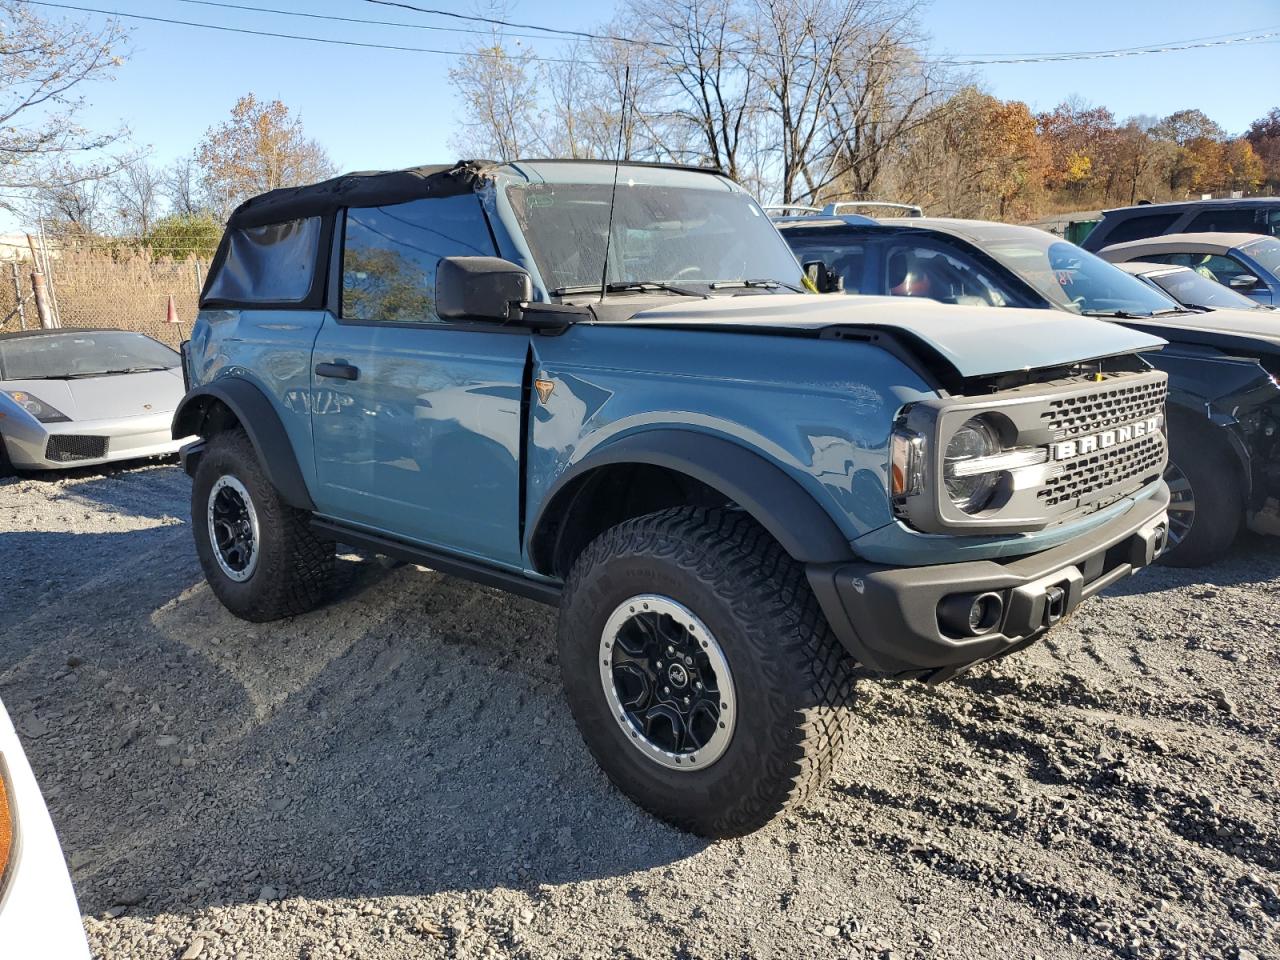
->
1051;415;1162;462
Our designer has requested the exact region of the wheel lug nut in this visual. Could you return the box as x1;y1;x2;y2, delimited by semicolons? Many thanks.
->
663;686;670;694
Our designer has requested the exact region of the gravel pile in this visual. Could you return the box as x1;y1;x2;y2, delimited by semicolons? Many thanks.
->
1;464;1277;960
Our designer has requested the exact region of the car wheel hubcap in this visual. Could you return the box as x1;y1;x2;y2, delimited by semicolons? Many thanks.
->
1164;461;1195;547
599;595;735;771
208;475;259;582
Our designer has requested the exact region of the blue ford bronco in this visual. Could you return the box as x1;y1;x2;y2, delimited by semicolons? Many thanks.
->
174;160;1171;836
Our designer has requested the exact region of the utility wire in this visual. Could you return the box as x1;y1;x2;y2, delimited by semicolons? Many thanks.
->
168;0;574;44
363;0;666;48
18;0;1279;68
18;0;594;63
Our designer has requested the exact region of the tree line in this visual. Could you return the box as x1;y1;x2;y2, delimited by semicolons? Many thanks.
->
448;0;1279;221
3;0;1277;264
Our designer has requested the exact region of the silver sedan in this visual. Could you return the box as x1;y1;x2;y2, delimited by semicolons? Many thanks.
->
0;328;190;473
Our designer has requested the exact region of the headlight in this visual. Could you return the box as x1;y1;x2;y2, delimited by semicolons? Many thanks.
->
944;417;1002;513
3;390;70;423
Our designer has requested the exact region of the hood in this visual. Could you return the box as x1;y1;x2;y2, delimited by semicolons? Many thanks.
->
1116;307;1280;355
593;294;1166;379
3;368;184;421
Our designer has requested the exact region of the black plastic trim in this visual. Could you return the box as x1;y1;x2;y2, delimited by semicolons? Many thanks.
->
311;518;561;606
528;430;855;572
171;379;314;510
807;485;1169;680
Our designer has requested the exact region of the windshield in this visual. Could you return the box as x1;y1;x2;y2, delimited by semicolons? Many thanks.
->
506;182;805;294
1241;237;1280;278
0;331;178;380
1145;266;1263;310
984;232;1180;316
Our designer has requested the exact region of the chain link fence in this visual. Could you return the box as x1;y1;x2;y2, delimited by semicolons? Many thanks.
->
0;248;208;348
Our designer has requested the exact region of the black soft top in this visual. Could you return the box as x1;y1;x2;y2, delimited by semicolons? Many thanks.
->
226;161;485;228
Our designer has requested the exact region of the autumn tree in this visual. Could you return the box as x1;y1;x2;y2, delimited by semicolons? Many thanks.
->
1220;139;1264;193
1037;99;1117;198
196;94;334;217
0;1;127;214
1245;107;1280;192
448;36;543;160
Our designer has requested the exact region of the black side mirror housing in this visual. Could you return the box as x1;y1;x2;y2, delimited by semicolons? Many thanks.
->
436;256;532;322
803;260;844;294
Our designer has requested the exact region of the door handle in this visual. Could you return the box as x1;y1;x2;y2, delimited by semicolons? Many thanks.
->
315;361;359;381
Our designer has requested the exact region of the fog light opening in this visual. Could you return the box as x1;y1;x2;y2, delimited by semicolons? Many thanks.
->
938;591;1005;638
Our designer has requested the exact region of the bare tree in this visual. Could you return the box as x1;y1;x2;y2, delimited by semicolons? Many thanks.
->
109;154;161;236
0;1;127;212
161;155;204;217
448;32;544;160
816;8;953;202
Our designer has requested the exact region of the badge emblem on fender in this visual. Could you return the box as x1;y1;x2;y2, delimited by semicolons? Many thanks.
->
534;378;555;404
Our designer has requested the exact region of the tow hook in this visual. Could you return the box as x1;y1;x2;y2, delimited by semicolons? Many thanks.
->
1042;585;1067;627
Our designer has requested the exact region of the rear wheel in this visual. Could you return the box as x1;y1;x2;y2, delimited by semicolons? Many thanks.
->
0;436;14;479
557;507;855;838
1160;424;1243;568
191;429;334;621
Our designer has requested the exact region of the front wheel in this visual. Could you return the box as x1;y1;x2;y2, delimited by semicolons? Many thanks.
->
191;429;335;621
1160;428;1243;568
557;507;855;838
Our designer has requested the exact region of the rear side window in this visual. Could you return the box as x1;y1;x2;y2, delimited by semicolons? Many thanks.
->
205;217;321;303
1101;213;1182;244
341;194;495;323
1185;208;1259;233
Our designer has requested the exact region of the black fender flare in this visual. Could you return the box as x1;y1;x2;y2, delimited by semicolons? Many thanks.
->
171;379;314;510
528;430;855;571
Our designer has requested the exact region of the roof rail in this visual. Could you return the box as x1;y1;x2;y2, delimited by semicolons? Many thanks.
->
763;204;822;218
821;201;923;218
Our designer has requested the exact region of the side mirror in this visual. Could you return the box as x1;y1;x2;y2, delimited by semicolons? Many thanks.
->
1228;273;1260;290
436;256;532;322
803;260;844;294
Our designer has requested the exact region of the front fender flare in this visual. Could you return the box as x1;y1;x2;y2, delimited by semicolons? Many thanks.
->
171;378;314;510
528;430;855;571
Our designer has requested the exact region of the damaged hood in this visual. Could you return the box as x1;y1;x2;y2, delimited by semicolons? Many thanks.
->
591;294;1166;379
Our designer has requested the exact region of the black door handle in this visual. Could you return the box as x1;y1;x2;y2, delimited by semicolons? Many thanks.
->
315;361;359;381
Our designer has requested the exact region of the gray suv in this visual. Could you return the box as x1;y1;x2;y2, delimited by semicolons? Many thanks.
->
1082;198;1280;252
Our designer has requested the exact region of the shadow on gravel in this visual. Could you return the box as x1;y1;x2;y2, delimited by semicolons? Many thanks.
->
10;554;705;923
1101;531;1280;598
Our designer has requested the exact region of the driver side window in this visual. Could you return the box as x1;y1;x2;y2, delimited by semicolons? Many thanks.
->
1151;252;1250;286
882;242;1010;307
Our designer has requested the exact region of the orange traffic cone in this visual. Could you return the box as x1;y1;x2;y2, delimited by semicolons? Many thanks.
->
166;294;181;325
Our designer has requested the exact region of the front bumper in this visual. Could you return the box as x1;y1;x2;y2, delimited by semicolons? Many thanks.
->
4;410;187;470
807;485;1170;682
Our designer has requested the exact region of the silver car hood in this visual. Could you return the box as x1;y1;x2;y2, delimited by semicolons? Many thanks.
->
4;368;184;420
594;295;1167;379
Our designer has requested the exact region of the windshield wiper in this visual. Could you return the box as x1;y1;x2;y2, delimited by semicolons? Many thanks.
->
709;278;806;293
61;366;172;378
1080;309;1155;319
553;280;707;298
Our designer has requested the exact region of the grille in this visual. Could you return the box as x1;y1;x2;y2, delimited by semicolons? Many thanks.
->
45;434;109;463
1043;379;1167;438
1039;433;1164;507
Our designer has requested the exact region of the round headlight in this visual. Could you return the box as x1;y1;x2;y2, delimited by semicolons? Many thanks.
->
944;417;1002;513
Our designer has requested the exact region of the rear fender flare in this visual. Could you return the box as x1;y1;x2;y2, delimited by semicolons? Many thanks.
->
171;378;313;510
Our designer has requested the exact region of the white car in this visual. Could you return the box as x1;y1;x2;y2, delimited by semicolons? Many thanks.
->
0;699;91;957
0;328;188;474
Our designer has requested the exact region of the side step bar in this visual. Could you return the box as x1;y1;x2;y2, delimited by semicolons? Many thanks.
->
310;518;562;607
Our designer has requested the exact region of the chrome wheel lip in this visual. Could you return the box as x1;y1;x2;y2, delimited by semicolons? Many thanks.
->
207;474;260;583
1164;460;1195;548
599;594;736;772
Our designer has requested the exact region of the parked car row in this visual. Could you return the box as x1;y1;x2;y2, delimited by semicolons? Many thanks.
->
774;207;1280;566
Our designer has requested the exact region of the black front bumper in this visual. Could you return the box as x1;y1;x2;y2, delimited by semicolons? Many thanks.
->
807;487;1170;682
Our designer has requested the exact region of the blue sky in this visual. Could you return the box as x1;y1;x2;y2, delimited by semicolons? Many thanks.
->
15;0;1280;206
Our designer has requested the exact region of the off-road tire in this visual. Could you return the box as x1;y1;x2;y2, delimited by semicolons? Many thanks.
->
0;436;14;479
191;428;334;621
1160;422;1243;568
557;506;856;838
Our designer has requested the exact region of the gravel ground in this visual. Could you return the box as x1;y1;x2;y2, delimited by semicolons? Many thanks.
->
1;464;1277;960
